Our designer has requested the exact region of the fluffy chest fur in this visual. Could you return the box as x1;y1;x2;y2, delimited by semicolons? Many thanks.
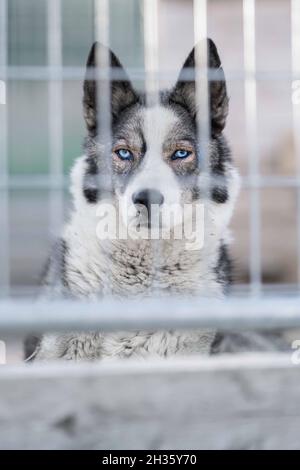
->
36;179;232;361
63;206;224;299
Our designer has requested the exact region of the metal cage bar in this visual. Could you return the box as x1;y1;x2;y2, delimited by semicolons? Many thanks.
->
94;0;112;193
243;0;261;294
0;0;9;296
143;0;162;281
93;0;113;292
0;296;300;333
193;0;210;174
0;67;299;82
47;0;64;238
0;0;299;306
2;174;300;191
143;0;160;107
291;0;300;285
193;0;211;265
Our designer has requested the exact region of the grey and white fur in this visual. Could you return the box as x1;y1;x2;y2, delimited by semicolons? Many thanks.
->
26;39;274;362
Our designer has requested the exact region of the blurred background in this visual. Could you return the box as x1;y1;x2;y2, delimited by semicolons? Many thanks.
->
5;0;298;290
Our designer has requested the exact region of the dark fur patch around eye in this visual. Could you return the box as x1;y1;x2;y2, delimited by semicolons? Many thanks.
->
83;187;99;203
211;186;228;204
83;158;100;203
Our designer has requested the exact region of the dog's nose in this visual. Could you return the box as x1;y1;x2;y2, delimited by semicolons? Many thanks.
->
132;189;164;213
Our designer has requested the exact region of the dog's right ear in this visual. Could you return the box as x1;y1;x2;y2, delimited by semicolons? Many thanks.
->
169;39;229;136
83;42;138;135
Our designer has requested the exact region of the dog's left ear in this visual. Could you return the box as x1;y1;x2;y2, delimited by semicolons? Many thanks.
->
83;42;138;135
170;39;228;136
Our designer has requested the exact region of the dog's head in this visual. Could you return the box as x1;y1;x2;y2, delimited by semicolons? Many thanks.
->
80;40;237;241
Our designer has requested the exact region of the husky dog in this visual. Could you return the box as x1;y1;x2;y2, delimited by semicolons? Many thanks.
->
28;39;242;361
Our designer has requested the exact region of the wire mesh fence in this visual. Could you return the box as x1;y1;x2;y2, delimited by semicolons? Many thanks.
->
0;0;300;450
0;0;300;318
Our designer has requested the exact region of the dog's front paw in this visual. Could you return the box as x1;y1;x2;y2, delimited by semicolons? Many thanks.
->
62;334;102;361
35;333;102;361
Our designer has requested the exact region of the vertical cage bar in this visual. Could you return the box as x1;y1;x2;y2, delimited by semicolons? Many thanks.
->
0;0;9;296
193;0;210;175
291;0;300;286
94;0;112;193
143;0;161;281
193;0;211;269
47;0;64;238
94;0;112;291
143;0;159;107
243;0;261;294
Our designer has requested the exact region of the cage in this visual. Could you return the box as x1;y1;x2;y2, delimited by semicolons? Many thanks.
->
0;0;300;450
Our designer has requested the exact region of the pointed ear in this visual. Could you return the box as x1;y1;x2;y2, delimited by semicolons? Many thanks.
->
83;42;138;135
169;39;229;136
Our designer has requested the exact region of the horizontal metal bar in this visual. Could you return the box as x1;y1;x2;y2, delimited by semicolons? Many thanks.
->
5;284;300;299
0;66;299;82
1;175;300;191
0;296;300;334
0;353;295;378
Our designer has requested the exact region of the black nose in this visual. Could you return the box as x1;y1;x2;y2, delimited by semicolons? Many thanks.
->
132;189;164;214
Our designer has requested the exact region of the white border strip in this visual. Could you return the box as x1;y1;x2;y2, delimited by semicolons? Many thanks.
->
47;0;64;238
243;0;261;294
0;0;9;295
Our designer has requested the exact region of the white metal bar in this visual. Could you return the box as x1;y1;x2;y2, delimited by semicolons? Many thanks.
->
2;174;300;191
193;0;213;275
0;0;9;296
143;0;162;283
93;0;113;293
94;0;112;194
2;66;300;82
0;354;295;377
0;296;300;333
291;0;300;285
143;0;160;107
193;0;209;174
1;66;300;82
47;0;64;238
6;283;300;300
243;0;261;295
193;0;211;205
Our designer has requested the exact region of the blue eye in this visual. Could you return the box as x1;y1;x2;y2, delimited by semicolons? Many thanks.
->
172;149;191;160
116;149;133;160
